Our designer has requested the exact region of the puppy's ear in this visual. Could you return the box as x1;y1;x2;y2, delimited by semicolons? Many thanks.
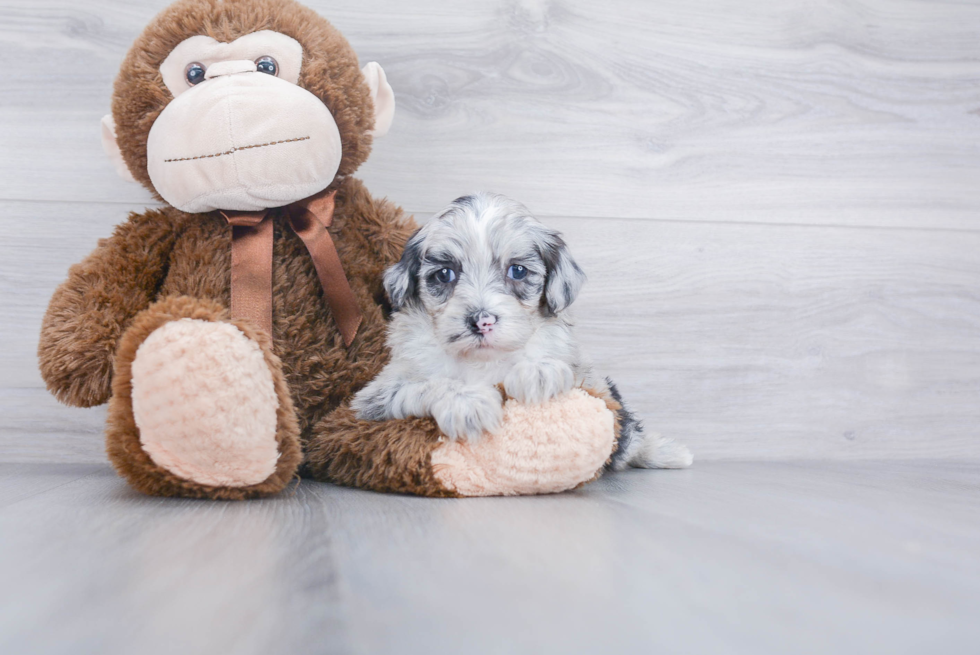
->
384;230;424;311
540;232;586;315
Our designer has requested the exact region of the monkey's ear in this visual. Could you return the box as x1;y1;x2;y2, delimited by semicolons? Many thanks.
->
100;115;137;183
383;230;423;311
361;62;395;138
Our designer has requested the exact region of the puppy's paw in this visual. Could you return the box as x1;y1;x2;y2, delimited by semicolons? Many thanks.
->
504;359;574;404
633;433;693;469
431;385;504;441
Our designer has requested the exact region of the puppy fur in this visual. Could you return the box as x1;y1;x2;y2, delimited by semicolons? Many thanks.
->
352;193;692;470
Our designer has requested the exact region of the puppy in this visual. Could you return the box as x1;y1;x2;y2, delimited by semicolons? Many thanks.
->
352;193;692;470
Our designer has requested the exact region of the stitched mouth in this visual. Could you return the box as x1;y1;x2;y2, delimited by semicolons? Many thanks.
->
163;136;311;163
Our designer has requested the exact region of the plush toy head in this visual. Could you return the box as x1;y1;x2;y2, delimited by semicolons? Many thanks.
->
101;0;395;213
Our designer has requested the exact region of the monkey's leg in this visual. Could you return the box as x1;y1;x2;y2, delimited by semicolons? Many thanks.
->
304;405;458;497
304;387;620;498
106;296;301;500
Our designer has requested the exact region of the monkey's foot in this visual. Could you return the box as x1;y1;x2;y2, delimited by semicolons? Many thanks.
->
132;318;281;486
305;387;617;498
107;297;301;499
430;388;616;496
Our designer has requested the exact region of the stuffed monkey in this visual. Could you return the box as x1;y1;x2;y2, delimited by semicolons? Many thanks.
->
38;0;620;499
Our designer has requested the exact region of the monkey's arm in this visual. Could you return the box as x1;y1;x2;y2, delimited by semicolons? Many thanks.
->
337;178;418;309
38;208;183;407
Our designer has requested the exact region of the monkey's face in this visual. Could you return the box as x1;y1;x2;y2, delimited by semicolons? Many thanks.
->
102;0;394;214
146;32;344;213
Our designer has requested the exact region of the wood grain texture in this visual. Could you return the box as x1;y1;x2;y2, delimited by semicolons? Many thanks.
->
0;389;106;464
1;461;978;654
2;1;979;462
567;217;980;460
1;0;979;227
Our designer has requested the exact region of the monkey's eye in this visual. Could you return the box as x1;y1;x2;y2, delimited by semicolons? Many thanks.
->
435;267;456;284
184;62;206;86
507;265;528;280
255;56;279;76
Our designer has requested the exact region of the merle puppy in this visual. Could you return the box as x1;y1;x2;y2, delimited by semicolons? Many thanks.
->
352;193;692;470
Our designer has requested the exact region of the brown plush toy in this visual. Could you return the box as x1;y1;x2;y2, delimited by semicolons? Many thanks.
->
38;0;621;500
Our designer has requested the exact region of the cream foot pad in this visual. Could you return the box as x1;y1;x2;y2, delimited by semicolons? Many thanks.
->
131;318;280;487
430;388;616;497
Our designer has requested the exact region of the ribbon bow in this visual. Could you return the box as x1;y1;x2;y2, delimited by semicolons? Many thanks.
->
220;189;362;346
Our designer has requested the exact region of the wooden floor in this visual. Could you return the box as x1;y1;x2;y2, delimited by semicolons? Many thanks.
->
1;460;978;655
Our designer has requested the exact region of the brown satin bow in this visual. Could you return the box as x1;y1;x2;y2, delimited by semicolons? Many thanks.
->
220;189;362;346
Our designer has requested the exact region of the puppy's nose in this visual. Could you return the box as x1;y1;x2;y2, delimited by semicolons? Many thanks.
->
468;311;497;335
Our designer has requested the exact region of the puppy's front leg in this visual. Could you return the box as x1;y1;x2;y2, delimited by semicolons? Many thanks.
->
504;358;574;404
427;380;504;441
352;374;502;441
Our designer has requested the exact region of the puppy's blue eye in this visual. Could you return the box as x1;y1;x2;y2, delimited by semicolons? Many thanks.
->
435;267;456;284
255;56;278;76
507;265;527;280
185;62;206;86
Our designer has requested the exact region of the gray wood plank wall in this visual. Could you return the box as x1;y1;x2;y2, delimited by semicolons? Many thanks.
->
2;0;979;463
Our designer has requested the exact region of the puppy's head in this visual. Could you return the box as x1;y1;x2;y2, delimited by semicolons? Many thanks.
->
385;193;586;359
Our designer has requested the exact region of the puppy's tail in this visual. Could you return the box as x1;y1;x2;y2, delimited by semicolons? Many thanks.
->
605;378;693;471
